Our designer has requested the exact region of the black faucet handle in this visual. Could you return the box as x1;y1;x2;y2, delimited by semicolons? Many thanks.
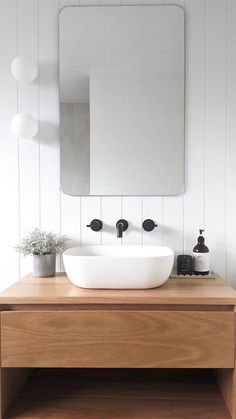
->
116;219;129;238
142;219;158;232
86;219;103;232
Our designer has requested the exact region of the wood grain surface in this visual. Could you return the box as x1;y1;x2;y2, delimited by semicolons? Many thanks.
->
1;310;234;368
0;274;236;306
216;309;236;419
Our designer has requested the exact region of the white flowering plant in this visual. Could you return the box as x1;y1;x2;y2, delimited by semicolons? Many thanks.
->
15;228;69;256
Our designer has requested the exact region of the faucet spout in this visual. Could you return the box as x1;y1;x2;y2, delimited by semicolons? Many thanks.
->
117;222;123;238
116;219;129;238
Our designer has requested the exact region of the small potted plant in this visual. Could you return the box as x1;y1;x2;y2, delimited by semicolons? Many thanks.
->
15;228;69;277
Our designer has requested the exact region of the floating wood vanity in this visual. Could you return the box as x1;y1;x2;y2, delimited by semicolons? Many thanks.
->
0;274;236;418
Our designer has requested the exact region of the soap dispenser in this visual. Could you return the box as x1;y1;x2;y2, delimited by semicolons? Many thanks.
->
193;229;209;276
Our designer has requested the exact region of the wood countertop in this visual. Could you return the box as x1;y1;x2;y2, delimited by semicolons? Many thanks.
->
0;273;236;306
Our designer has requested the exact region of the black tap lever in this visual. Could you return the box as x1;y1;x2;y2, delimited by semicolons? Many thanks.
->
142;219;158;232
86;219;103;232
116;219;129;238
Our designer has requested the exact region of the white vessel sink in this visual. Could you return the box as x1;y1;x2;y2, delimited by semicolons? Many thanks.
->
63;245;174;290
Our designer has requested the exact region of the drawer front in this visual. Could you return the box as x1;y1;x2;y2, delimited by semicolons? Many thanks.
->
1;310;234;368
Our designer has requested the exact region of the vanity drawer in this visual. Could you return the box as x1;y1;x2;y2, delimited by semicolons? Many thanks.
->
1;310;234;368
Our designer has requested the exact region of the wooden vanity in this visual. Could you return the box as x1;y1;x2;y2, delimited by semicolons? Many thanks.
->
0;274;236;418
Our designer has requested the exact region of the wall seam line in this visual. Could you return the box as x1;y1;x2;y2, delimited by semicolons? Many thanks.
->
225;0;228;280
183;0;186;255
38;0;41;231
17;0;21;280
203;0;206;234
161;196;165;246
100;196;102;245
57;0;62;271
141;196;143;245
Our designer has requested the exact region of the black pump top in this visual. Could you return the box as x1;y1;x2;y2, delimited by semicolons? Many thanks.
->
198;229;205;244
193;229;209;253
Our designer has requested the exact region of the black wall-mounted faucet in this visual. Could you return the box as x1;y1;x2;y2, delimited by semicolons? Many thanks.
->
86;219;103;232
116;219;129;238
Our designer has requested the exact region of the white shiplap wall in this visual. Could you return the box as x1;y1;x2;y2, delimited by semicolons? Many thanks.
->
0;0;235;290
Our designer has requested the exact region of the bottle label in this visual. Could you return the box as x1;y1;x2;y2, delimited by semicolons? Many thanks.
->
193;252;209;272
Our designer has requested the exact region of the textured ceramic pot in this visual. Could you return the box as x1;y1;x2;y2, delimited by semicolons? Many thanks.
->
33;254;56;277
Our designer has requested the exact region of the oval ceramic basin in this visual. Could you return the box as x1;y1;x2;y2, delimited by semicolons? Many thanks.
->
63;246;174;289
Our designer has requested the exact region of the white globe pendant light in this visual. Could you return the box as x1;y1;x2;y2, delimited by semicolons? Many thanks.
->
11;56;38;83
11;113;39;139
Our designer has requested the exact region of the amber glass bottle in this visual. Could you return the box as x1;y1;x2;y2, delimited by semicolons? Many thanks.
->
193;229;209;275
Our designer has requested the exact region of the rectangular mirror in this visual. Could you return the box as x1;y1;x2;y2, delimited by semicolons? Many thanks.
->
59;5;185;196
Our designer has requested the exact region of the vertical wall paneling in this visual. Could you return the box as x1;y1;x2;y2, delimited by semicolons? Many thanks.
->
0;0;19;290
38;0;60;233
162;0;185;263
226;0;236;286
60;192;80;269
60;195;81;246
101;197;122;245
142;197;163;245
18;0;40;276
205;0;227;278
122;197;143;245
1;0;236;290
39;0;61;270
60;187;81;266
80;197;102;245
163;196;184;269
59;0;81;269
183;0;205;256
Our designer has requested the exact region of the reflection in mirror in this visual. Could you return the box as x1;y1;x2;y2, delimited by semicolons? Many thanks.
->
59;5;185;196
